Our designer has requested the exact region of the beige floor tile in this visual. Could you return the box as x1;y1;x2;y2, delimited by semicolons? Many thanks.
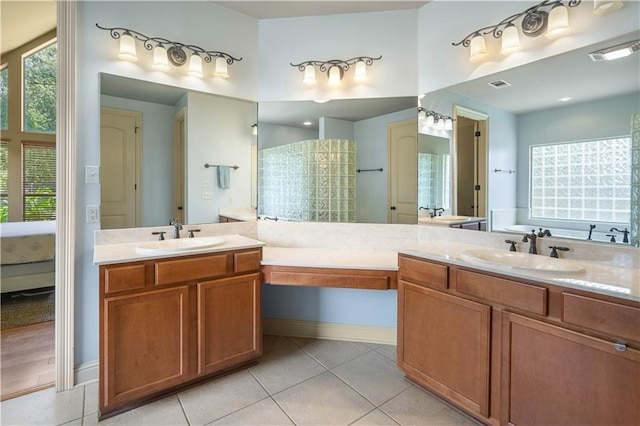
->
84;381;99;416
249;347;326;394
274;372;375;425
375;345;397;363
58;418;83;426
83;394;187;425
178;370;268;425
210;397;293;425
362;342;385;350
288;336;314;347
380;386;479;426
300;339;372;369
0;385;84;425
262;335;297;354
351;409;400;425
332;351;411;406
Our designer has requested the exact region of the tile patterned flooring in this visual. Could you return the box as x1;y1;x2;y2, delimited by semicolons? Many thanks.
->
0;336;481;425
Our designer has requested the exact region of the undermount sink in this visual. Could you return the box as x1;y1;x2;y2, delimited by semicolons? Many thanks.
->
460;248;585;275
135;236;225;255
433;215;470;221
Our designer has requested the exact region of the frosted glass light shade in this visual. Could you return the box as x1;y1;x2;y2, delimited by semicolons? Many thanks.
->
436;119;445;130
188;54;203;78
118;33;137;61
469;34;488;63
500;25;521;55
354;60;367;81
328;66;342;86
444;118;453;131
152;45;169;71
303;66;317;85
214;57;229;79
593;0;623;15
425;115;435;127
546;4;571;39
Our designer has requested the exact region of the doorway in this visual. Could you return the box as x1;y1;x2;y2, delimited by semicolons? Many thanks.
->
453;106;488;218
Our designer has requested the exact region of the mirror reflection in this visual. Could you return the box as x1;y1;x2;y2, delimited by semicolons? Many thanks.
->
419;32;639;244
257;97;417;223
99;73;257;228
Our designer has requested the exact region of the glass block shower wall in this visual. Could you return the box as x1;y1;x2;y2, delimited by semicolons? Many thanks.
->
631;113;639;247
258;139;357;222
418;153;437;208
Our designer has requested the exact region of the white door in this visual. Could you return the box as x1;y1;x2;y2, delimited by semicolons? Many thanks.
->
388;119;418;224
173;108;186;223
100;108;141;229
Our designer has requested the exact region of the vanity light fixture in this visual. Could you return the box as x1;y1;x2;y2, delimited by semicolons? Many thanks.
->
251;123;258;136
290;56;382;86
96;24;242;78
589;39;640;61
419;108;454;131
453;0;594;63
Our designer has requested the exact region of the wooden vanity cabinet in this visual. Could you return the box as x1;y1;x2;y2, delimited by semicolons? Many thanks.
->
398;253;640;426
99;248;262;418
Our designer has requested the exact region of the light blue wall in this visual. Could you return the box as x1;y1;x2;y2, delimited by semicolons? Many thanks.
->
320;117;354;140
263;285;397;328
258;123;318;149
100;95;175;227
516;93;640;207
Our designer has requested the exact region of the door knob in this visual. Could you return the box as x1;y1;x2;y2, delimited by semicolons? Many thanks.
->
390;206;396;210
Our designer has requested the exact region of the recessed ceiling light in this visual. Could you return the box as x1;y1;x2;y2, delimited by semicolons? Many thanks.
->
589;39;640;61
303;121;312;126
558;97;572;102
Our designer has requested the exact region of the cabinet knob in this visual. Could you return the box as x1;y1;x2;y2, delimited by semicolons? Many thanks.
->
613;342;627;352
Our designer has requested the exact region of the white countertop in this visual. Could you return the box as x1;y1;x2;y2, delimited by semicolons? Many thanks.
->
418;216;486;226
262;247;398;271
399;241;640;302
93;234;265;265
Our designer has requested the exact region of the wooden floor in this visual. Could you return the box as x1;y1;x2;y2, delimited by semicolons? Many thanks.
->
1;321;55;401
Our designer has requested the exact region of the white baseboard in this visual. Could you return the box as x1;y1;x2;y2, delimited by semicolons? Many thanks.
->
74;361;99;386
263;318;396;345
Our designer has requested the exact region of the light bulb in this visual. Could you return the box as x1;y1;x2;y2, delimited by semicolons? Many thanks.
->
500;24;521;55
152;45;169;71
188;54;203;78
303;66;316;85
214;57;229;79
546;4;571;39
118;32;137;61
469;34;488;63
328;66;342;86
354;60;367;81
593;0;623;15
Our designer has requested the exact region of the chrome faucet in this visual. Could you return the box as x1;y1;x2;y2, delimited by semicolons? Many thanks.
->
522;230;538;254
169;217;183;239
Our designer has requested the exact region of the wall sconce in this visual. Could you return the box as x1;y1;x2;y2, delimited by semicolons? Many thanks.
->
451;0;612;63
96;24;242;78
290;56;382;86
251;123;258;136
419;108;453;131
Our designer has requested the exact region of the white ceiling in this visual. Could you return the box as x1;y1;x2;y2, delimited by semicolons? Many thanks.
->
1;0;57;55
210;1;429;19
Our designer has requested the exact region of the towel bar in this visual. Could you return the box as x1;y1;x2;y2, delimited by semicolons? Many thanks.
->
204;163;239;170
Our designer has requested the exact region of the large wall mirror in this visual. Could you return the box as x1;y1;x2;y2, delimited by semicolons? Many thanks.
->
420;31;639;245
257;97;418;224
99;73;257;228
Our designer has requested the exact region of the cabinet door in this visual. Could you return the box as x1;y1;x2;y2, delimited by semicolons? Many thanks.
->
398;280;491;417
504;313;640;425
197;273;261;375
102;286;190;411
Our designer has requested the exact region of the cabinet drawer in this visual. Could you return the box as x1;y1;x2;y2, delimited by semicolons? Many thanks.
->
398;255;448;290
562;293;640;342
234;250;261;274
155;254;228;286
455;269;547;316
104;263;146;295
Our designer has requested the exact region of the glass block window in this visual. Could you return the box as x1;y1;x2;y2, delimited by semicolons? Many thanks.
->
418;153;437;208
530;137;631;223
22;142;56;221
0;142;7;222
0;66;7;130
23;41;57;133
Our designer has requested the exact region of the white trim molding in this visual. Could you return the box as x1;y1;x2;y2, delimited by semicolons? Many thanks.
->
263;318;397;345
75;361;99;386
55;0;77;391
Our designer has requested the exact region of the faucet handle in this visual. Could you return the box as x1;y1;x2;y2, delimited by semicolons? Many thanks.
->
151;231;166;241
187;229;201;238
505;240;517;251
606;234;617;243
548;246;569;258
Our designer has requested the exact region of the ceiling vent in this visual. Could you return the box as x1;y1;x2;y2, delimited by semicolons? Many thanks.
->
589;39;640;61
488;79;512;89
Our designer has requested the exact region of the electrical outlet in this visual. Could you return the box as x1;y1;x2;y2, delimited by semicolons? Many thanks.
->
87;205;100;223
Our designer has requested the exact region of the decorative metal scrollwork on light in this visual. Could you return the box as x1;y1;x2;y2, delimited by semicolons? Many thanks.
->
418;108;454;131
96;23;242;78
290;56;382;86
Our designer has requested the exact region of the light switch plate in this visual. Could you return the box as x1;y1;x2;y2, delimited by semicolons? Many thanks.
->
86;166;100;184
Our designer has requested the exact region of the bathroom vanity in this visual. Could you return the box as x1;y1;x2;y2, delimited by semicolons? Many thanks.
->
94;235;264;419
397;248;640;425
